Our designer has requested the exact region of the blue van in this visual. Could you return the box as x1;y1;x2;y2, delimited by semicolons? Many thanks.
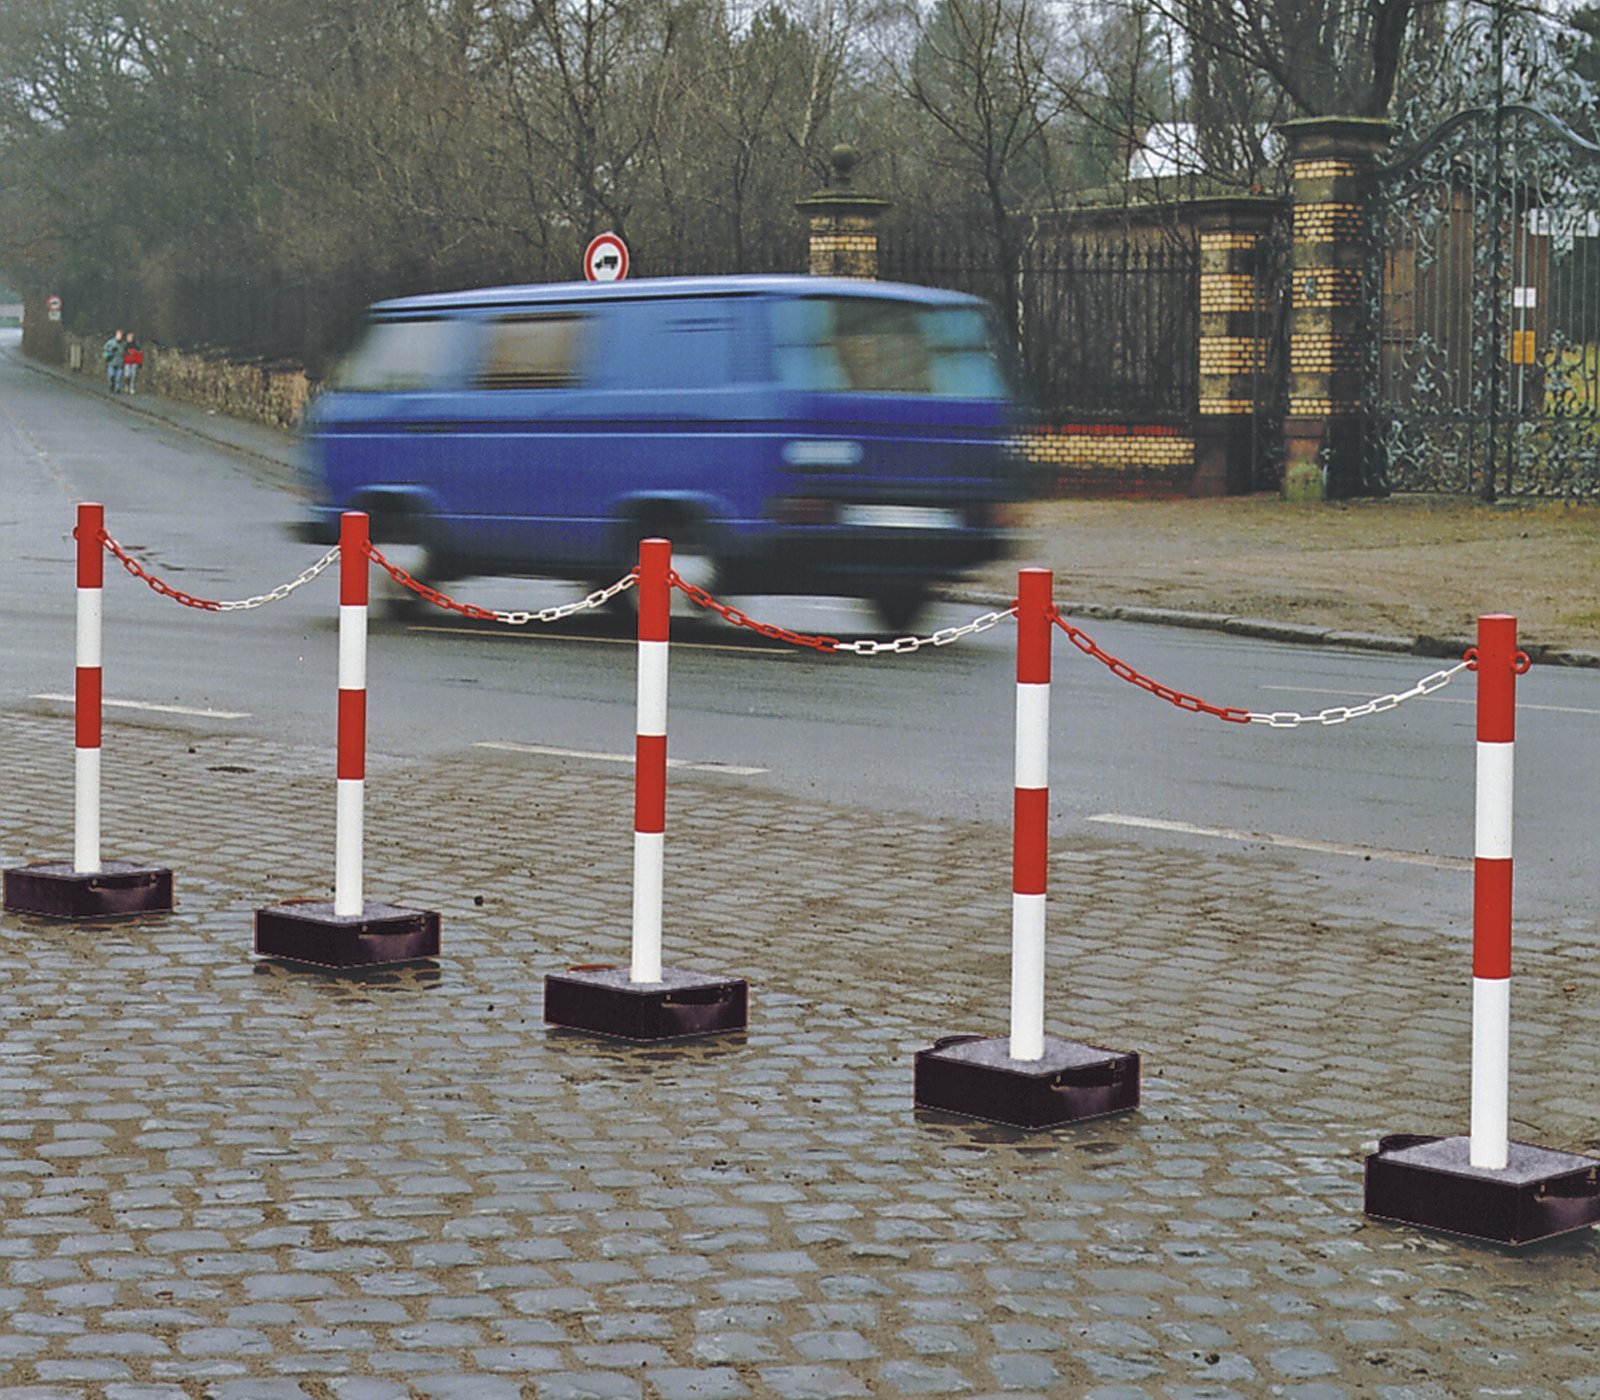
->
296;275;1023;630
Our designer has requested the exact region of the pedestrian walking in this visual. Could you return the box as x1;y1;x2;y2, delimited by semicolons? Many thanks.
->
121;334;143;395
101;329;125;393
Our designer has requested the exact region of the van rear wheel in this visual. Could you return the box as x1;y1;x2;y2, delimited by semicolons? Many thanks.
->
872;587;928;635
372;544;448;620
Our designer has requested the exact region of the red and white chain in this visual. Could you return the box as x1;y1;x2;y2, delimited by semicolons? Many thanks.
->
1052;608;1253;723
99;530;339;612
366;544;637;623
1243;660;1471;727
496;574;637;624
1053;604;1473;727
831;608;1016;655
670;574;1014;655
668;576;841;651
93;529;1482;724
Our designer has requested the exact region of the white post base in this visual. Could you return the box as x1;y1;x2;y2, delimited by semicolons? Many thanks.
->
1470;976;1510;1170
631;830;665;983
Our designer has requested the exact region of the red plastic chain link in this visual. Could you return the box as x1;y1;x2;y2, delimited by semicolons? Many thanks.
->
364;543;499;620
1050;605;1252;724
96;528;223;611
670;574;841;653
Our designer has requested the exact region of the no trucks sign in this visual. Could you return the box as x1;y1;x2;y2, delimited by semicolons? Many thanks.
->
584;232;629;282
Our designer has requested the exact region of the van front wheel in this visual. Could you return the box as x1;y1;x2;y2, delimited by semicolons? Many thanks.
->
607;513;721;619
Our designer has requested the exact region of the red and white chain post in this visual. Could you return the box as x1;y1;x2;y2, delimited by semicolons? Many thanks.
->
336;512;369;918
74;502;106;875
1010;567;1052;1061
632;538;671;983
1470;613;1523;1170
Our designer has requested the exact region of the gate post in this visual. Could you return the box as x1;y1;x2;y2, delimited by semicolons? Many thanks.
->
1277;117;1392;501
796;145;891;280
1192;196;1285;495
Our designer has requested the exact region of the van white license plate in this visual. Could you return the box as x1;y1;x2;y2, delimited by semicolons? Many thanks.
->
839;504;962;529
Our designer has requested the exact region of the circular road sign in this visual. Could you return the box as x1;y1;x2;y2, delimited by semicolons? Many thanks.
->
584;232;629;282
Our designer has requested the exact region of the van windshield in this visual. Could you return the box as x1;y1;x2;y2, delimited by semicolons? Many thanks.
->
329;317;455;392
772;297;1014;398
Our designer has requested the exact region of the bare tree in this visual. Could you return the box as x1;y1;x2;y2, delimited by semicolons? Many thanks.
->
1153;0;1424;119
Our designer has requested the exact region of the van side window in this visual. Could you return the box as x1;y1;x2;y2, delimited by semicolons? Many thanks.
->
477;315;588;389
599;304;744;389
772;298;1011;398
330;318;454;392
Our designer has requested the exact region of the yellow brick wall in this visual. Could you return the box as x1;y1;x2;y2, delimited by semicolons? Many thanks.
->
1199;337;1272;375
1289;333;1362;372
1293;203;1365;241
1292;160;1361;181
1199;274;1269;314
1288;396;1361;416
1018;423;1195;495
1291;266;1363;308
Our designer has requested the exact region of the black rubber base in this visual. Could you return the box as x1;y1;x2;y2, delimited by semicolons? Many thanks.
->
914;1033;1141;1129
3;860;174;919
544;964;748;1041
254;900;440;969
1364;1134;1600;1245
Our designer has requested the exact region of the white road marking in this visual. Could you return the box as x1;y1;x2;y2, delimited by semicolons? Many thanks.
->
1088;812;1472;870
409;624;794;656
33;692;251;719
475;740;767;775
1258;684;1598;717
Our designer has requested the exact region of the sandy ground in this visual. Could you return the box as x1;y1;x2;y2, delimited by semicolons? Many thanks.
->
968;494;1600;654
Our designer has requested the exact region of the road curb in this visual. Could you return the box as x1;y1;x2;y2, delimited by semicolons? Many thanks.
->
943;587;1599;669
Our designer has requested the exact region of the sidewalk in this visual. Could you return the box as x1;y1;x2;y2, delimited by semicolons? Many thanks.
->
3;706;1600;1397
5;359;1600;1394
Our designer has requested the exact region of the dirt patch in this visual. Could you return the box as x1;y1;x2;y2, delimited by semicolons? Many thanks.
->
968;495;1600;654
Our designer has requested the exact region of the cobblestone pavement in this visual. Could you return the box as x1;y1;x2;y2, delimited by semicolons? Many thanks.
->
3;707;1599;1399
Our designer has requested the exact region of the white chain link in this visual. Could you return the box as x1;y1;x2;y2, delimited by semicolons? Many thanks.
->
833;607;1017;656
211;547;341;611
489;573;637;625
1245;661;1470;727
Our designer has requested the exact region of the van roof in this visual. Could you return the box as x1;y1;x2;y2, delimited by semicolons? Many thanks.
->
372;274;989;316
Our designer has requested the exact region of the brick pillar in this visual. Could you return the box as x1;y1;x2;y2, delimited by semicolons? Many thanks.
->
796;145;891;280
1192;196;1284;495
1278;117;1392;501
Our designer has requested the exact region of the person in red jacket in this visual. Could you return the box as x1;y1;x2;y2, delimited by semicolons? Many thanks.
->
121;334;144;395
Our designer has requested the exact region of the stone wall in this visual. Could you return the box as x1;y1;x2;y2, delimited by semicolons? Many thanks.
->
54;330;314;432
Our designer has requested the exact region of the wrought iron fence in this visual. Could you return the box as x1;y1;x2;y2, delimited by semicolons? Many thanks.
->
882;226;1199;422
1369;104;1600;498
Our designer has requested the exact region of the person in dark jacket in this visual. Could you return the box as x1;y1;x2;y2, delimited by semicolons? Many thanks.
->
102;329;125;392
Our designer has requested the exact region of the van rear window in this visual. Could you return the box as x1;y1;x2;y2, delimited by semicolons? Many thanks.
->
477;315;588;389
330;318;454;391
772;298;1012;398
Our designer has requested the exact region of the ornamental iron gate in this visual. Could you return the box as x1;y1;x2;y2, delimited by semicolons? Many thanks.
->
1368;105;1600;497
